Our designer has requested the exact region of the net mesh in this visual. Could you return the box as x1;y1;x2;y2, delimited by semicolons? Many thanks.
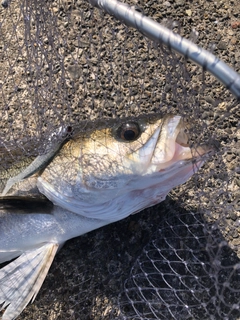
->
0;0;239;319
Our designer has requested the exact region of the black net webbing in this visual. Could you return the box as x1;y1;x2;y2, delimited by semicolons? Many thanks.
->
0;0;239;319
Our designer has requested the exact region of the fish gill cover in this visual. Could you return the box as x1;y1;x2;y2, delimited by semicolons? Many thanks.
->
0;0;239;319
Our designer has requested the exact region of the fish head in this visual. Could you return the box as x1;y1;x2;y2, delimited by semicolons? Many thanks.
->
38;114;211;222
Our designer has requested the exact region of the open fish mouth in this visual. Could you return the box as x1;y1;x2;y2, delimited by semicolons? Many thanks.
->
121;114;212;176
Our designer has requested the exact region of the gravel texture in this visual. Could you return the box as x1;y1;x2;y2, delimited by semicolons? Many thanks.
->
0;0;239;319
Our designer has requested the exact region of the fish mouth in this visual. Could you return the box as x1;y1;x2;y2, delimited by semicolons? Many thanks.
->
143;115;213;174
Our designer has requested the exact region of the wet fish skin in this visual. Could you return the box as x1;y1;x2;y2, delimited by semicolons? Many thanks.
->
0;114;211;319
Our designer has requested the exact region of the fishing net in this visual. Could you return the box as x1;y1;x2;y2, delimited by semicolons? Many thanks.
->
0;0;239;319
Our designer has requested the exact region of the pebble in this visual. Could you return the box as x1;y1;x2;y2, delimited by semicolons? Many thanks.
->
163;1;171;7
218;40;228;50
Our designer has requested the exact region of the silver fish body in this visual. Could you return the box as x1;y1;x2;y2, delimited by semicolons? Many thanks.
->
0;114;211;319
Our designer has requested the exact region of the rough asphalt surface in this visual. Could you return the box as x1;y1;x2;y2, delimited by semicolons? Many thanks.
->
0;0;239;319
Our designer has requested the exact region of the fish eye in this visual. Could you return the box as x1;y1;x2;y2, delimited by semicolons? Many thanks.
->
116;122;141;142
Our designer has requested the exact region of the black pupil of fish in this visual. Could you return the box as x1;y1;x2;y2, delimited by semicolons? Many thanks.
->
123;129;136;140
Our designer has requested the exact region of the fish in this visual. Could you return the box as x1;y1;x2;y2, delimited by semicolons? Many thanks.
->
0;114;211;320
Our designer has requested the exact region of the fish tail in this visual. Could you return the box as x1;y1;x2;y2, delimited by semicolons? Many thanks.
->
0;243;58;320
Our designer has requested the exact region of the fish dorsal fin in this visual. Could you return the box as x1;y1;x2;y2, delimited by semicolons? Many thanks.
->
1;126;72;197
0;243;58;320
1;149;62;197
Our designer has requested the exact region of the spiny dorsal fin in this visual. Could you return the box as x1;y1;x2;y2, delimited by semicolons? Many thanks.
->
1;126;73;197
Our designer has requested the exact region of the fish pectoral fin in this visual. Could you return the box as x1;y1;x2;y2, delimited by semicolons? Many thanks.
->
0;243;58;320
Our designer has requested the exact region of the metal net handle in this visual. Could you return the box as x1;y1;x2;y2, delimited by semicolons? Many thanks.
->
89;0;240;100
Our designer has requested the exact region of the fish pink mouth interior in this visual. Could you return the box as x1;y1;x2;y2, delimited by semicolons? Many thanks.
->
153;128;210;173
